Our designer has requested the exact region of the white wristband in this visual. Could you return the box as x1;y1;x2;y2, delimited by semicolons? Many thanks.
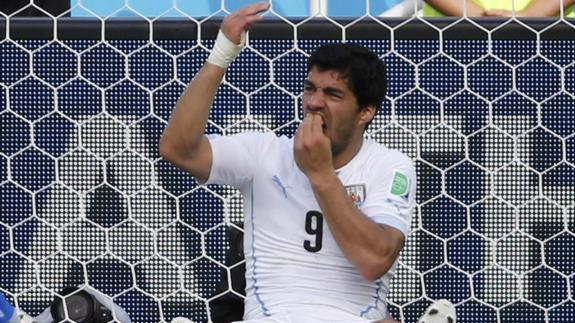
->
207;29;246;69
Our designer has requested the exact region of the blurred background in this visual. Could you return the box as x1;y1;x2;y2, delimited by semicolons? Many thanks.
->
68;0;412;17
3;0;574;19
0;0;418;18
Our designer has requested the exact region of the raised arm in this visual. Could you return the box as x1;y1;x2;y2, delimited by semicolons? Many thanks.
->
159;2;269;182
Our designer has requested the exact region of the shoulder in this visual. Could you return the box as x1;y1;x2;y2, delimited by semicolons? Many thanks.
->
364;139;415;171
227;131;278;141
248;131;290;150
229;131;292;160
242;131;288;142
241;132;294;173
360;140;416;191
209;131;285;146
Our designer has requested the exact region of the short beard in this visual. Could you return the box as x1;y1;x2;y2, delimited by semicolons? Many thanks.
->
330;128;354;156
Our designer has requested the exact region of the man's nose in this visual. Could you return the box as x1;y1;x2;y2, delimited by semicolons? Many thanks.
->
306;91;325;111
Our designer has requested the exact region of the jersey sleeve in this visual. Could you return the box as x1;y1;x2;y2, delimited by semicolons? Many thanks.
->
360;152;416;237
203;132;263;189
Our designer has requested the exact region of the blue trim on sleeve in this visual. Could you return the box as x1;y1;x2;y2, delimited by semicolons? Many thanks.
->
249;185;271;317
370;214;410;237
359;279;383;318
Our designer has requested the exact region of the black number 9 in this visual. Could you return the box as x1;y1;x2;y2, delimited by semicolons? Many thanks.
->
304;211;323;252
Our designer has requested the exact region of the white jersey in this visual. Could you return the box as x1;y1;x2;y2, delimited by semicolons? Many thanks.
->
205;132;416;322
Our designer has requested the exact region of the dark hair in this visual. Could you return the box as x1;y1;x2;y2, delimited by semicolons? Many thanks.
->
307;43;387;111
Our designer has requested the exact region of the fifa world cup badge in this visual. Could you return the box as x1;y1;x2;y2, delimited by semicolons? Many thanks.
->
390;170;410;201
345;184;366;207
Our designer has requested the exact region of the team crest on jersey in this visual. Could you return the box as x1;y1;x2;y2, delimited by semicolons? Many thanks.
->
345;184;366;207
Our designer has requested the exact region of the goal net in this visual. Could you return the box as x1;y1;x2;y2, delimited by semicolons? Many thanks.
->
1;1;574;322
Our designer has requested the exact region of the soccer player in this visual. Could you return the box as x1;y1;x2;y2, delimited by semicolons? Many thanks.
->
160;2;422;322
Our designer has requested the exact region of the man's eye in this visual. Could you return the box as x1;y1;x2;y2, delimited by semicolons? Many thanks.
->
328;92;343;100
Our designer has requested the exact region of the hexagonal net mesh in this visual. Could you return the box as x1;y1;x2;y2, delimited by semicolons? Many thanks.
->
1;1;575;323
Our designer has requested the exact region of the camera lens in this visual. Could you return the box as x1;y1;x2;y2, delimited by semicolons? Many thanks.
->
52;290;93;322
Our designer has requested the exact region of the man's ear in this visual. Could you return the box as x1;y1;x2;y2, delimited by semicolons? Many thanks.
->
359;105;376;126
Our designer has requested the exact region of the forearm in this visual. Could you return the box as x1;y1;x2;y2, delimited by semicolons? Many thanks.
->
425;0;484;16
520;0;575;16
310;172;401;280
160;63;225;158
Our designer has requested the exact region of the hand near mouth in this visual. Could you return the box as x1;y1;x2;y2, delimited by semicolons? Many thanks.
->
294;112;334;180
